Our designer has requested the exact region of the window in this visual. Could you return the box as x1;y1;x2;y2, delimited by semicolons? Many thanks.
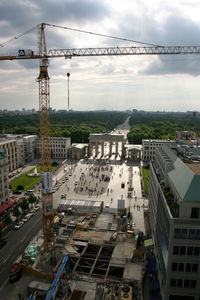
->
190;280;196;288
172;263;177;271
188;229;195;239
196;229;200;239
170;279;176;288
187;247;193;256
191;207;200;219
194;247;199;256
186;263;191;272
192;264;198;272
177;279;183;288
180;246;186;255
178;263;184;272
184;280;190;288
174;228;187;239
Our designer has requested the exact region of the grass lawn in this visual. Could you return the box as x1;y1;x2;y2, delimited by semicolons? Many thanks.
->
29;165;58;173
142;167;149;196
10;170;41;191
10;164;59;191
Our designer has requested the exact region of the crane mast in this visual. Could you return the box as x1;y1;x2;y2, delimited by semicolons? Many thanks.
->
38;23;55;251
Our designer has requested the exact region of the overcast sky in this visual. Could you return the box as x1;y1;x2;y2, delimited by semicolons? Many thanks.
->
0;0;200;112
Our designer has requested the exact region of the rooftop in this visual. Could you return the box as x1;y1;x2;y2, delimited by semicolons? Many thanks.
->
143;139;175;143
159;146;200;203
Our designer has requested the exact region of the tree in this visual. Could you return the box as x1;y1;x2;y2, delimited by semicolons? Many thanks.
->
28;194;37;207
17;185;24;191
13;205;21;219
20;199;29;212
3;213;12;225
52;161;59;167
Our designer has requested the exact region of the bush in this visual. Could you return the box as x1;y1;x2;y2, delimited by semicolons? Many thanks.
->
16;184;24;191
164;186;170;193
4;213;12;225
52;161;59;167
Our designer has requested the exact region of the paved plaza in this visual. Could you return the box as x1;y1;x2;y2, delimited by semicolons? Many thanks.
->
53;158;148;235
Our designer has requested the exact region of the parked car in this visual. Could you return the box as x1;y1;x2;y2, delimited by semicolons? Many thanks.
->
14;221;24;230
33;206;40;212
22;216;29;223
27;212;34;217
13;190;22;195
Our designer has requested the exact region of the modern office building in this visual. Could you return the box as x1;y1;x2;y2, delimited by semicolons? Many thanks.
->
36;137;71;160
142;139;176;161
0;149;9;203
0;139;18;172
17;135;37;166
149;145;200;300
0;134;37;168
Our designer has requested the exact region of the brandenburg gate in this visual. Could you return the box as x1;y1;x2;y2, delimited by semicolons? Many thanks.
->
88;133;126;158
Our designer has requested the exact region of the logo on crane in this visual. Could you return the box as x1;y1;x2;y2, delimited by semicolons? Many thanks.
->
18;49;34;56
18;50;25;56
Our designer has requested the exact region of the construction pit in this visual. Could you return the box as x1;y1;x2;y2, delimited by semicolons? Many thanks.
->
2;210;146;300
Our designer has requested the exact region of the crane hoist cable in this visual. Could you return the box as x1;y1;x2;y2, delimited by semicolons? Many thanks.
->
43;23;162;47
67;72;70;111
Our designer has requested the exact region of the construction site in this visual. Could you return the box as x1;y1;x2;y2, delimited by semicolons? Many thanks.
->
2;186;151;300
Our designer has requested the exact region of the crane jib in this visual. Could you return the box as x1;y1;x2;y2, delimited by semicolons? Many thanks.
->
1;46;200;61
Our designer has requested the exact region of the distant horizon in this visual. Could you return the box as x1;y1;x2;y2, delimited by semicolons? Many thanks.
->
0;108;199;114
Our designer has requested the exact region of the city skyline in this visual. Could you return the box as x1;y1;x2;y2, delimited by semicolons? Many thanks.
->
0;0;200;112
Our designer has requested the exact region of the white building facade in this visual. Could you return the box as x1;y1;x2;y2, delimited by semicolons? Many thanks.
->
0;139;18;172
142;139;176;162
0;134;37;168
149;146;200;300
17;135;37;166
36;137;71;160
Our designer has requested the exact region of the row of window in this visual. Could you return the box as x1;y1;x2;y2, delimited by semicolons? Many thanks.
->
174;228;200;239
143;156;153;160
172;262;198;272
173;246;200;256
170;279;196;289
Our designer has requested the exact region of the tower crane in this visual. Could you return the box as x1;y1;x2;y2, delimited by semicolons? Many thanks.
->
1;22;200;251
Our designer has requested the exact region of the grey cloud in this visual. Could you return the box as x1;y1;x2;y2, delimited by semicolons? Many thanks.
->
140;55;200;76
139;15;200;75
119;13;200;76
99;63;115;75
0;0;109;30
38;0;109;25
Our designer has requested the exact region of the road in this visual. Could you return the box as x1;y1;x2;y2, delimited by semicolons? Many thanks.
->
0;208;42;292
114;116;131;137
